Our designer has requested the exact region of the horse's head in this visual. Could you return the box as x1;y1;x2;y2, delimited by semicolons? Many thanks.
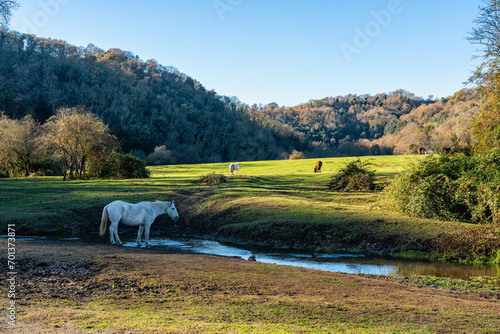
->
166;200;179;222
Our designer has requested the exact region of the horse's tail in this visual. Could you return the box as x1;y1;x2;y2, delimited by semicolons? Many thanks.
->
100;205;109;237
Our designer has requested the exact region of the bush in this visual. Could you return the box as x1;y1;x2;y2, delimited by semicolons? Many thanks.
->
195;173;227;185
88;152;150;179
382;152;500;224
146;145;176;165
454;150;500;224
114;153;150;179
328;159;376;191
432;225;500;263
31;154;62;176
289;150;305;160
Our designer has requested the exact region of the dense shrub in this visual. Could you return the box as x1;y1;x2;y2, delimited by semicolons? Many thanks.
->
30;155;62;176
328;159;376;191
195;173;227;185
455;150;500;224
432;225;500;263
382;151;500;224
114;153;150;179
289;150;305;160
88;152;150;179
146;145;176;165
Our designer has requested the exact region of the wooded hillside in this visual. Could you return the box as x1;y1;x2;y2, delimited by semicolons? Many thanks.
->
0;30;479;163
249;89;479;157
0;31;297;163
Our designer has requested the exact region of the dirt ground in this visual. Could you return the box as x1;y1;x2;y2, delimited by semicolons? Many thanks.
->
0;239;153;334
1;238;499;333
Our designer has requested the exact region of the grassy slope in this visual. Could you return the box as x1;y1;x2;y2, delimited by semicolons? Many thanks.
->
0;155;481;257
156;156;471;256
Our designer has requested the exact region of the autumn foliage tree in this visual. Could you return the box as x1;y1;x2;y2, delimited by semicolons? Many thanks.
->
383;2;500;226
468;0;500;152
42;107;116;179
0;30;483;161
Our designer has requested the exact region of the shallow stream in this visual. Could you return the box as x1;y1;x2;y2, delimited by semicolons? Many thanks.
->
62;235;500;282
11;234;500;283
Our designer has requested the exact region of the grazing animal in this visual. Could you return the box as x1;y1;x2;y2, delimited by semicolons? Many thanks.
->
314;160;323;173
418;147;427;155
100;200;179;247
442;147;451;154
229;163;240;176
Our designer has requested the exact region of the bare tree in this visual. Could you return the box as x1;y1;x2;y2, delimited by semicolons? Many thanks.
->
42;107;117;180
0;0;19;29
0;112;43;176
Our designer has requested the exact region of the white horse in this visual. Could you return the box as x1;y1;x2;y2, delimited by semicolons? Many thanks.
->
100;200;179;247
229;163;240;175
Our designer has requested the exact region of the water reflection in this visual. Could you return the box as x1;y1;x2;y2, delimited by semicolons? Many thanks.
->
120;237;500;282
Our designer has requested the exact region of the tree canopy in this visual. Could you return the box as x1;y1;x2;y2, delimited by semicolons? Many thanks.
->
0;30;481;163
0;112;42;176
0;0;18;28
468;0;500;152
0;31;296;163
42;107;116;179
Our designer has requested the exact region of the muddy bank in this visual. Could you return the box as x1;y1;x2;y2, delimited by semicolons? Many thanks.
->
1;238;500;333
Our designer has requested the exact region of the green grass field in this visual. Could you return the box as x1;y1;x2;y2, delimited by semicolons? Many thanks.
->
0;155;421;227
1;154;471;259
3;155;500;333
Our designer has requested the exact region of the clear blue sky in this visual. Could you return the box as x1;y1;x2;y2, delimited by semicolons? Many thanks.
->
10;0;483;107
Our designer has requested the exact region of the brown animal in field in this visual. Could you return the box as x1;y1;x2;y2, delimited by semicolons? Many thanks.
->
418;147;427;155
442;147;451;154
314;160;323;173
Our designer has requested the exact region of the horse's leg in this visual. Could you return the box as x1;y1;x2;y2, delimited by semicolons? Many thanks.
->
144;223;152;248
113;223;123;246
114;230;123;246
109;221;117;245
136;224;144;247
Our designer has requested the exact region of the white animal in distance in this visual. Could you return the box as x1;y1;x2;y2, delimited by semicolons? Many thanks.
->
229;163;240;176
